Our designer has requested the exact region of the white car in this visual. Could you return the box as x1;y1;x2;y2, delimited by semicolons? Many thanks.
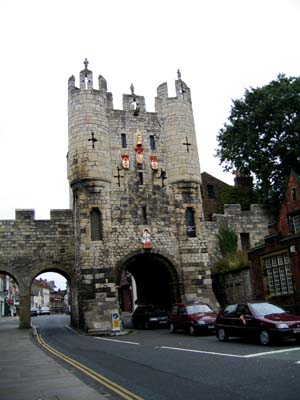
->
39;307;50;315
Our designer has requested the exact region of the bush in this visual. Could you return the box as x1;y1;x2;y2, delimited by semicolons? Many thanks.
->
212;250;249;274
217;225;238;257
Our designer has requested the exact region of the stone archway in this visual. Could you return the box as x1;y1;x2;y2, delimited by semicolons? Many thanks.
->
0;263;76;329
118;252;181;312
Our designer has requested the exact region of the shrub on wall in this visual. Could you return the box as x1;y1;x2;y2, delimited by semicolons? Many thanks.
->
212;226;248;274
217;225;238;257
212;250;249;274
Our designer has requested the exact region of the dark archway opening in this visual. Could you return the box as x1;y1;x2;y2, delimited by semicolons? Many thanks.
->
119;253;179;312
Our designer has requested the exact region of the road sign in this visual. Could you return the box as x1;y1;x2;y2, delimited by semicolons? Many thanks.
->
112;312;121;332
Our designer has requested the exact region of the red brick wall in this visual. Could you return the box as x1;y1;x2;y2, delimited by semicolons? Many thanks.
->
278;171;300;235
201;172;231;221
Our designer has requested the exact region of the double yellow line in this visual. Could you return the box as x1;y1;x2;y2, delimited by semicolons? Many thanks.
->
37;333;143;400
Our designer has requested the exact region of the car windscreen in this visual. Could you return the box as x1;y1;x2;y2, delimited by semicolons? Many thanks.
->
250;303;285;317
186;304;213;315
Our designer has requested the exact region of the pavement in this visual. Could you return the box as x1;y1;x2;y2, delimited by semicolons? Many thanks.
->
0;317;108;400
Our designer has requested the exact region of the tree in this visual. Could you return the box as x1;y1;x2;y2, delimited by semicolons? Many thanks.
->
216;74;300;212
220;185;258;211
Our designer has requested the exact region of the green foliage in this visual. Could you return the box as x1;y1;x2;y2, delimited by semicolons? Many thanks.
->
220;185;258;211
217;225;238;257
213;226;248;274
212;250;249;274
216;74;300;212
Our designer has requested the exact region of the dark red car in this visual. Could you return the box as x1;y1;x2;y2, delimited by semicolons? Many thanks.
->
216;302;300;345
168;302;217;336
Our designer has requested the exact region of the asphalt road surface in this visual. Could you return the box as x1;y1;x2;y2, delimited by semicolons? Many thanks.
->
33;314;300;400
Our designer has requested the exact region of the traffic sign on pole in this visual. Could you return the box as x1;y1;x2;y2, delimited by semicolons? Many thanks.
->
112;312;121;332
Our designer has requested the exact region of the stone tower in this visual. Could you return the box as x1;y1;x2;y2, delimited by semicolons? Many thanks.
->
68;61;218;333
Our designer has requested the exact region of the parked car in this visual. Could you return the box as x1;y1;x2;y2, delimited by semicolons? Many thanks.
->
131;305;169;329
39;306;50;315
168;302;217;335
216;302;300;345
30;308;38;316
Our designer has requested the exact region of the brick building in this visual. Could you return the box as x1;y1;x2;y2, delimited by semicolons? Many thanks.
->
201;172;231;221
249;170;300;312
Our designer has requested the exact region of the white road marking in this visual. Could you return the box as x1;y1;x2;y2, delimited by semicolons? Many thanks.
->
65;326;300;359
244;347;300;358
95;337;140;345
161;345;300;359
160;346;244;358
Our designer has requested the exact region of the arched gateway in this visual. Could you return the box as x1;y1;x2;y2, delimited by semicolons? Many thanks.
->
0;61;218;333
118;251;181;312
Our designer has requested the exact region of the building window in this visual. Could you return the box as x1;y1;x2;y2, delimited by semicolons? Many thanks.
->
139;172;144;185
90;208;102;241
207;184;215;199
240;232;250;251
291;188;297;201
121;134;127;149
265;254;293;296
291;214;300;234
185;207;196;237
150;135;156;150
142;207;147;224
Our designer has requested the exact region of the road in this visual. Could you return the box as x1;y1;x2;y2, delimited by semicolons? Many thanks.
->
33;314;300;400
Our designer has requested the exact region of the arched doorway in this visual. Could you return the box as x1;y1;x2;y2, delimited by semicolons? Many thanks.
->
119;252;181;312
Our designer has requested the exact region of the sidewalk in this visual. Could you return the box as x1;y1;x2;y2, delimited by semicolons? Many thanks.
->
0;317;108;400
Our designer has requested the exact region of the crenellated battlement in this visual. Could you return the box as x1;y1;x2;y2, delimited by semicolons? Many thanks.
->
3;209;74;222
68;61;191;114
156;79;191;106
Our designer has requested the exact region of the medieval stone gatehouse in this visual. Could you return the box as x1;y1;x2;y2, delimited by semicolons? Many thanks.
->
0;61;272;332
67;62;218;332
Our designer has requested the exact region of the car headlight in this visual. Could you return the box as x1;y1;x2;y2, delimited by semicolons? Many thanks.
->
149;318;158;321
276;323;289;329
197;320;206;325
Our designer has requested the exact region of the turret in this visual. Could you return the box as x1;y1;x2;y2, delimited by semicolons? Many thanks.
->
68;59;112;188
155;71;201;185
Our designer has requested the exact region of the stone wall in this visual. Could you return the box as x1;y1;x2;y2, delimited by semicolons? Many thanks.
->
0;209;74;275
212;266;253;307
205;204;272;259
205;204;272;307
0;209;74;328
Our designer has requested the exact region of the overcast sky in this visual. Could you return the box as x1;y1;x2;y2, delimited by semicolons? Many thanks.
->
1;0;300;288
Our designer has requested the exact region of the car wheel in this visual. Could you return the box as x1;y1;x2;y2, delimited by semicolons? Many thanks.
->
169;323;176;333
216;327;229;342
259;330;270;345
